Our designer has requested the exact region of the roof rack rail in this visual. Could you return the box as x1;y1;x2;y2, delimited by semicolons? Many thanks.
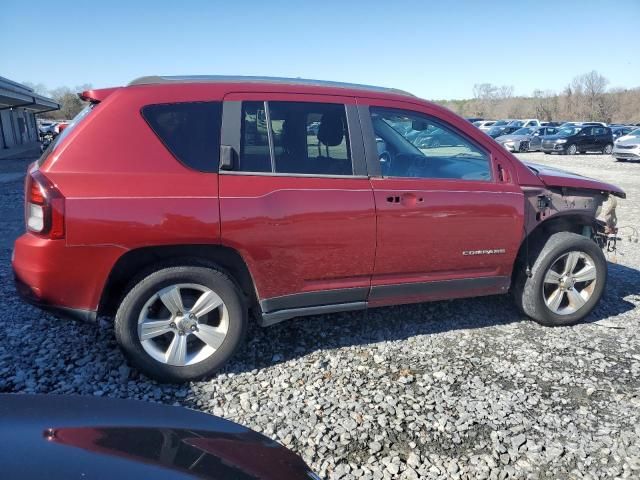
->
127;75;415;97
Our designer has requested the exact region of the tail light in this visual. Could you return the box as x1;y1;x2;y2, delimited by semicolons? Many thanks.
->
25;170;65;239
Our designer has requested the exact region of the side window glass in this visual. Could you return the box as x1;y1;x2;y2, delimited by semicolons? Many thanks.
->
370;107;491;181
142;102;221;172
239;102;272;172
268;102;352;175
237;101;352;176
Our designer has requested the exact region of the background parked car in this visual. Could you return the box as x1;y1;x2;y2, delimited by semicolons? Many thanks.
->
528;126;560;151
495;126;560;152
613;127;640;161
507;119;540;128
413;126;463;148
542;126;614;155
486;124;521;138
611;126;635;140
473;120;496;131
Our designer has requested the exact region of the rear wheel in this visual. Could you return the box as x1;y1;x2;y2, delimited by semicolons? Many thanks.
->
565;144;577;155
513;232;607;326
616;157;626;162
115;266;247;382
602;143;613;154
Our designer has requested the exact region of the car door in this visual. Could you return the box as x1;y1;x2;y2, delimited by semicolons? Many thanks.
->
218;93;376;319
576;127;594;151
530;128;544;150
358;101;524;307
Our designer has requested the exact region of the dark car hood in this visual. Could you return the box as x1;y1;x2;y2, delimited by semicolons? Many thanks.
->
0;394;317;480
524;162;625;198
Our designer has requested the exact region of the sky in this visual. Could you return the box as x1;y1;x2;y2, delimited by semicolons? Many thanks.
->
2;0;639;100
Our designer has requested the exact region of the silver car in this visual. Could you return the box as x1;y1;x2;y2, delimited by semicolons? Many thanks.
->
495;126;559;152
612;128;640;161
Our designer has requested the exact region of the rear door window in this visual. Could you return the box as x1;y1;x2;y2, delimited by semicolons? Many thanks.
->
142;102;222;172
238;101;353;176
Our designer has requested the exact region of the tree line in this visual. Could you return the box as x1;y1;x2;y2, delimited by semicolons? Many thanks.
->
25;70;639;124
23;82;91;121
435;71;639;124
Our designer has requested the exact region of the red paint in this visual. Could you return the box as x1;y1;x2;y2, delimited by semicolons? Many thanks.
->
11;79;625;316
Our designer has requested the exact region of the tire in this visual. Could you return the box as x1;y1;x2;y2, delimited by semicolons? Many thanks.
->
518;142;529;152
513;232;607;327
579;151;586;154
544;151;551;155
565;144;577;155
115;266;247;383
616;158;626;162
602;143;613;154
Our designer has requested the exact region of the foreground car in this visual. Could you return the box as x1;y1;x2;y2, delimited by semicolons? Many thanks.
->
13;75;625;382
0;394;319;479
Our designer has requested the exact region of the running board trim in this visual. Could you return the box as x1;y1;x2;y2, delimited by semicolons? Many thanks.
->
259;301;367;327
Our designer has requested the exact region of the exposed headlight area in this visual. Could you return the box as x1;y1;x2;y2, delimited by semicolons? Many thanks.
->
556;139;567;144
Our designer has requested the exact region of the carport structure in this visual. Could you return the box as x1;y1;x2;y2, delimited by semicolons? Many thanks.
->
0;76;59;158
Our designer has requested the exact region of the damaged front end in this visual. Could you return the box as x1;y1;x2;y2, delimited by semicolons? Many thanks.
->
522;160;626;254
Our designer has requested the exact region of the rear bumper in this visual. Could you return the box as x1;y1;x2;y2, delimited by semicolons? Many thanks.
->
14;274;97;322
12;233;123;320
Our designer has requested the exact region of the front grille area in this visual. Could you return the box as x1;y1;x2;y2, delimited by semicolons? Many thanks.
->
616;144;638;150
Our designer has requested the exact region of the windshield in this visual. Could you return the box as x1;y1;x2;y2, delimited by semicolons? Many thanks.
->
493;120;509;126
37;104;95;166
513;127;534;136
556;127;580;137
628;128;640;137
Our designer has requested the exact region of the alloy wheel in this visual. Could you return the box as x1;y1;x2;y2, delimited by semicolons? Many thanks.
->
543;251;597;315
137;283;229;366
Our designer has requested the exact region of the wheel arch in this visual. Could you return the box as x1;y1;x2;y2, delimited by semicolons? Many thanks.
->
99;244;258;318
511;212;599;285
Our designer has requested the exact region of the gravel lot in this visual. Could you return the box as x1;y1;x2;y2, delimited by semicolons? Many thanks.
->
1;153;639;479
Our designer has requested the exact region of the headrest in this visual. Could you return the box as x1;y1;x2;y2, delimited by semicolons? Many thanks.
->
317;112;345;147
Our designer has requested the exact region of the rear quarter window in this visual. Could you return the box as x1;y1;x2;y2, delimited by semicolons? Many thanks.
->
142;102;222;172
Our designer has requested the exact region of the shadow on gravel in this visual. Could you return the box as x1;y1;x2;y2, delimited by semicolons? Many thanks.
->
219;261;640;376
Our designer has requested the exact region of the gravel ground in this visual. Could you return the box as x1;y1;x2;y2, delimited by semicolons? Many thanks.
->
1;153;639;479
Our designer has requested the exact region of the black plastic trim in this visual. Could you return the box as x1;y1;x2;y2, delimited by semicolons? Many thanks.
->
260;302;366;327
357;104;382;177
369;276;509;301
14;274;97;323
345;104;368;176
260;287;369;313
220;101;242;170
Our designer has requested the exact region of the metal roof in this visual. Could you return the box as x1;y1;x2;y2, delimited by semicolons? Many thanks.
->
127;75;414;97
0;76;60;112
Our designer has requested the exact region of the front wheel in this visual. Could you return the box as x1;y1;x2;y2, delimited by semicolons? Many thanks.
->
565;144;577;155
513;232;607;326
602;143;613;154
115;266;247;382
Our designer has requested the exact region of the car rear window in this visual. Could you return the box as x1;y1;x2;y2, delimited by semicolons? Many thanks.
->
37;104;95;167
142;102;221;172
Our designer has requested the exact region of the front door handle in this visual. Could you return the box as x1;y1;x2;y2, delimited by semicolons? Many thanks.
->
401;192;424;206
386;193;424;206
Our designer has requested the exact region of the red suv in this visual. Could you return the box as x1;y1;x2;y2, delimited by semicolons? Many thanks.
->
13;76;625;382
